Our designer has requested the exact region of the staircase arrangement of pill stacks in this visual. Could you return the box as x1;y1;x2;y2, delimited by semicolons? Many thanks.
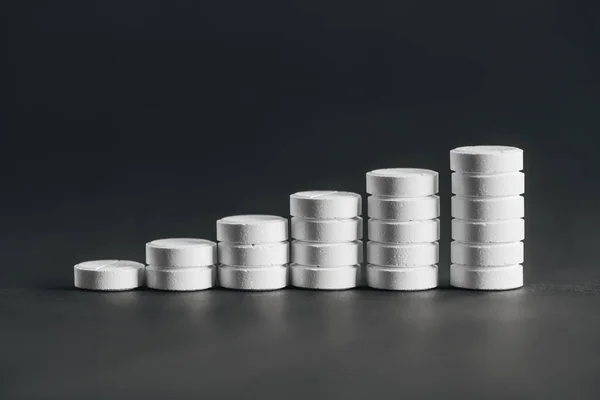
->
73;145;525;292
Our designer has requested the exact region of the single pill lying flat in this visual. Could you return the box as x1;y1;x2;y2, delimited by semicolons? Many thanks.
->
450;264;523;290
291;240;363;267
452;172;525;197
368;219;440;244
290;191;362;219
218;242;289;266
450;146;523;174
74;260;145;291
451;241;523;266
291;217;362;242
146;265;215;291
218;264;288;291
367;241;439;267
366;264;438;291
451;195;524;221
452;219;524;243
368;195;440;221
290;264;359;290
146;238;216;267
366;168;439;197
216;215;288;244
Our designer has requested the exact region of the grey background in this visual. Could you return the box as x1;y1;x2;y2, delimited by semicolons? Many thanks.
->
4;1;600;398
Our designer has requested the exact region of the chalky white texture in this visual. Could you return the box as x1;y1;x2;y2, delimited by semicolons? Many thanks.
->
290;264;359;290
218;242;289;266
218;265;288;291
452;172;525;197
451;195;524;221
146;238;216;267
450;264;523;290
290;191;361;219
366;168;439;197
452;219;524;243
146;265;215;291
74;260;145;291
292;240;363;267
216;215;288;244
368;195;440;221
368;219;440;244
450;146;523;174
451;241;523;266
291;217;362;242
366;265;438;291
367;241;439;267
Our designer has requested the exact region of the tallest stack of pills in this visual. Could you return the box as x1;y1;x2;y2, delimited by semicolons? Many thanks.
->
450;146;525;290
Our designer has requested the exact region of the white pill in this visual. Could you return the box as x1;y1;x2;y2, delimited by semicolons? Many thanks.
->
366;265;438;291
452;172;525;197
450;264;523;290
292;240;363;267
451;241;523;266
368;219;440;243
368;195;440;221
291;217;362;242
452;219;524;243
146;238;216;267
146;265;215;291
290;264;359;290
450;146;523;174
74;260;145;291
452;195;524;221
290;191;362;219
218;242;289;266
367;241;439;267
216;215;288;244
218;264;288;291
366;168;439;197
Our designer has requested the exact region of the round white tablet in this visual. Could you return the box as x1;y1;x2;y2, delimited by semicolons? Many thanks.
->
218;265;288;291
452;219;524;243
291;217;362;242
368;219;440;244
146;238;216;267
290;264;359;290
216;215;288;244
366;168;439;197
290;191;361;219
74;260;145;291
146;265;215;291
218;242;289;266
451;195;524;221
450;264;523;290
368;195;440;221
291;240;363;267
366;265;438;291
367;241;438;267
451;241;524;266
452;172;525;197
450;146;523;174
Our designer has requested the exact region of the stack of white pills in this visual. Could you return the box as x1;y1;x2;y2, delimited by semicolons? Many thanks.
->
365;169;440;290
216;215;289;291
289;191;363;290
450;146;525;290
145;238;217;291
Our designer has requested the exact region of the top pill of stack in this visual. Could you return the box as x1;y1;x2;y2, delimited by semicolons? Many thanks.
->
450;146;523;174
216;215;288;243
366;168;439;197
290;191;361;219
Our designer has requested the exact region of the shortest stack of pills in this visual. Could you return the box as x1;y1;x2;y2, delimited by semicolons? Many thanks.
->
217;215;289;291
74;260;145;291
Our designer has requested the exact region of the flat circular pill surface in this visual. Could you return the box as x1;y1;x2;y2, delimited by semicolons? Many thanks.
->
367;241;439;267
218;264;288;291
451;241;523;266
74;260;145;291
368;195;440;221
218;242;289;266
216;215;288;243
290;264;359;290
452;172;525;197
146;265;215;291
451;195;524;221
366;265;438;291
366;168;439;197
450;146;523;174
368;219;440;244
291;217;362;242
290;191;361;219
450;264;523;290
146;238;216;267
291;240;363;267
452;219;524;243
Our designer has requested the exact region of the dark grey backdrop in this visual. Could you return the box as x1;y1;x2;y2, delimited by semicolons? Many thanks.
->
3;1;600;399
